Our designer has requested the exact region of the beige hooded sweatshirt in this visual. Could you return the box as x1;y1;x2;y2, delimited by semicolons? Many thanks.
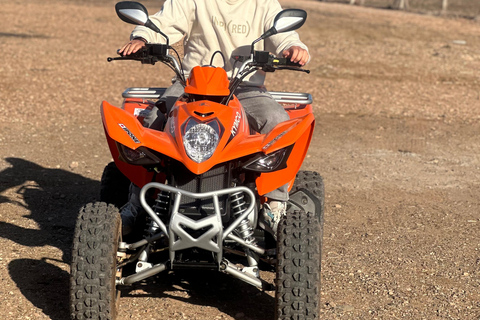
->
131;0;309;86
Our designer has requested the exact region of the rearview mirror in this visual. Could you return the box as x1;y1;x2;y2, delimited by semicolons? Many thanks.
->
115;1;149;26
272;9;307;33
251;9;307;54
115;1;165;42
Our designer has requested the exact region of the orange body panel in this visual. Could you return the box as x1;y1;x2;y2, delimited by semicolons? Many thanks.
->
102;94;314;194
104;129;155;188
256;116;315;195
184;66;230;96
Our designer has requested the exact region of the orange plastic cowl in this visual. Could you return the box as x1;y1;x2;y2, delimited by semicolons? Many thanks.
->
184;66;230;96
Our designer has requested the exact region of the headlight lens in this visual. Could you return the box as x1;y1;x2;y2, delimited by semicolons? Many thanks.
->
243;147;292;172
183;119;220;163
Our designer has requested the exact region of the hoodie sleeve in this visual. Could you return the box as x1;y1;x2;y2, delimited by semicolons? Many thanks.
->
130;0;195;45
263;0;311;63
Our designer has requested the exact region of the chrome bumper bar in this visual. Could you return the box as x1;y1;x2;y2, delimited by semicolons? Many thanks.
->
139;183;257;267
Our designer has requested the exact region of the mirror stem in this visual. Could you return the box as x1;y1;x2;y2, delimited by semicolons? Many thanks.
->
250;27;277;55
145;20;169;47
250;38;262;55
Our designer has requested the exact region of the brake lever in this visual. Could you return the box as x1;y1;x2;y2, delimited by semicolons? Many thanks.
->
107;56;135;62
107;50;140;62
275;66;310;74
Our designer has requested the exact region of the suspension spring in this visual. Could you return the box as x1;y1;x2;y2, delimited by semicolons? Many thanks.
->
147;191;170;236
231;191;255;243
152;191;170;216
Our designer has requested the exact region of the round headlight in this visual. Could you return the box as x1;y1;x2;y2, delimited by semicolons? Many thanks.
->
183;122;220;163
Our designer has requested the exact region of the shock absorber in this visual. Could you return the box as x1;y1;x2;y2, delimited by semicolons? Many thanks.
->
152;191;170;217
138;190;170;270
231;191;255;243
146;191;170;236
231;190;259;273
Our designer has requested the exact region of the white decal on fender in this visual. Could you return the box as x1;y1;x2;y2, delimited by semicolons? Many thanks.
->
119;123;141;144
230;112;241;136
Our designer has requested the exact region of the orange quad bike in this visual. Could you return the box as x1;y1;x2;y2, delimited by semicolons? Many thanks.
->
70;2;324;319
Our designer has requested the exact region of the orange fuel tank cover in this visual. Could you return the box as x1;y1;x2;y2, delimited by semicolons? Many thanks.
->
184;66;230;96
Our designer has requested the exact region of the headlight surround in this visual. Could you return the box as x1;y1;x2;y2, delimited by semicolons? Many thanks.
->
183;118;221;163
243;146;292;172
117;143;161;166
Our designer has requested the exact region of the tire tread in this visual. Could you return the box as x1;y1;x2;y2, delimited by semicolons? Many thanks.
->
70;202;120;320
276;210;321;320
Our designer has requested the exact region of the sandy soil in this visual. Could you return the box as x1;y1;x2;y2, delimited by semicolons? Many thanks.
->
0;0;479;319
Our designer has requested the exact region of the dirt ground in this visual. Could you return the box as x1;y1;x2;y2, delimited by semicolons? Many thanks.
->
0;0;479;319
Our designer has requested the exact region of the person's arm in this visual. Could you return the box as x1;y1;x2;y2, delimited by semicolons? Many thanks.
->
263;0;311;65
119;0;193;56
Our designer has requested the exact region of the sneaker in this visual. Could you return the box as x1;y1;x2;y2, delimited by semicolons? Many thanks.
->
120;202;139;236
259;200;287;240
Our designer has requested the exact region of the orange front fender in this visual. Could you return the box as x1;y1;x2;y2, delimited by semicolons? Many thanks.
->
101;101;183;161
256;113;315;196
101;101;182;187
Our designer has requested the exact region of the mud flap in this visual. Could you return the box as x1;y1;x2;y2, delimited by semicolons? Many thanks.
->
287;188;322;222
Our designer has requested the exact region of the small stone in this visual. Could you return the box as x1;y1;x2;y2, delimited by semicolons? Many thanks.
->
337;305;354;312
69;161;79;169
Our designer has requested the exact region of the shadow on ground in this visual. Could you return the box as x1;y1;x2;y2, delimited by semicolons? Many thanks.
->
9;258;71;319
0;158;275;320
0;157;100;320
120;270;276;320
0;157;100;261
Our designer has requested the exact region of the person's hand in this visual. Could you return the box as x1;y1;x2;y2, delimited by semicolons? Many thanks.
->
282;46;310;66
119;38;147;56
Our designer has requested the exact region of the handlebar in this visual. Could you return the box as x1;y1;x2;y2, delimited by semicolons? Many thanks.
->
107;44;169;65
108;46;309;104
108;43;185;84
223;51;309;105
236;51;310;74
267;56;310;74
109;45;309;74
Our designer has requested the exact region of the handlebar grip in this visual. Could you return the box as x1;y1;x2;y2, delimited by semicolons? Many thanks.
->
108;44;169;64
273;57;302;68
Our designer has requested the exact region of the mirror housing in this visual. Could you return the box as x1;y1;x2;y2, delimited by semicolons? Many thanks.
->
115;1;162;34
115;1;149;26
261;9;307;40
251;9;307;54
272;9;307;34
115;1;167;45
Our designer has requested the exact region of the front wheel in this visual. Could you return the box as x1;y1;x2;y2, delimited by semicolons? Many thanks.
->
70;202;122;320
275;210;322;320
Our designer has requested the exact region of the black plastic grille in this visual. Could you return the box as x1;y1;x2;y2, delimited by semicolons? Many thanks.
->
171;162;231;219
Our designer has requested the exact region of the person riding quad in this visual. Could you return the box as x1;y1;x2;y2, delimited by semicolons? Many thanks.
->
118;0;311;237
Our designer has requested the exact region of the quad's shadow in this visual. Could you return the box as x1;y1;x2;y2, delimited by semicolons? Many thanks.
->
120;269;276;320
0;157;100;319
0;157;100;261
0;157;274;320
